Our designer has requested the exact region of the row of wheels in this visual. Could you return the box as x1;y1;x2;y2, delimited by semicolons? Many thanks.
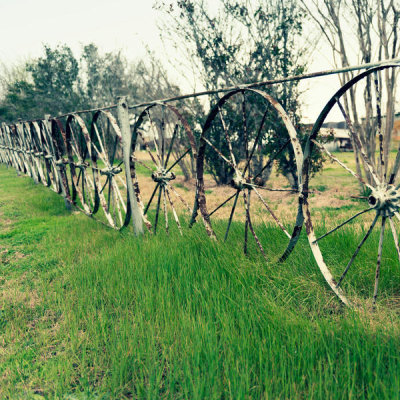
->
1;64;399;307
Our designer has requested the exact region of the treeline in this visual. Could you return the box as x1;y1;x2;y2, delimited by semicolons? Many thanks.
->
0;43;180;123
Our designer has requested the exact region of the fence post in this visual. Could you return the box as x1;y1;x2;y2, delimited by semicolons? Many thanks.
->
117;97;144;236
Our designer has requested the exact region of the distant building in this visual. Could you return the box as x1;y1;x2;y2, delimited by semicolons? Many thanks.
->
319;127;352;152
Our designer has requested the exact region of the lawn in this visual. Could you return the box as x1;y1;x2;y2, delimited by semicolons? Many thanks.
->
1;164;400;399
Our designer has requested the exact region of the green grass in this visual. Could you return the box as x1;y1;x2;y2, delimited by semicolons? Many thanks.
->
1;165;400;398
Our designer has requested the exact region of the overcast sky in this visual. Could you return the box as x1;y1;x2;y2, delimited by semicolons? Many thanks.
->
0;0;353;122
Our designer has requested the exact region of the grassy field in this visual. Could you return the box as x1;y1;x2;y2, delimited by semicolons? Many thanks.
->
1;163;400;399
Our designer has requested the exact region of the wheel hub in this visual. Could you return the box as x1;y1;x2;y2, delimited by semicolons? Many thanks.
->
230;170;264;191
231;171;253;191
368;184;400;216
151;168;176;186
100;166;122;177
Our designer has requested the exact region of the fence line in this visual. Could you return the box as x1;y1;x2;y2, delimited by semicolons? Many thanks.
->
1;58;400;308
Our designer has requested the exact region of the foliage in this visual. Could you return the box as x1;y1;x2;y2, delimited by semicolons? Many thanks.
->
0;44;179;123
28;44;82;114
301;0;400;184
155;0;321;188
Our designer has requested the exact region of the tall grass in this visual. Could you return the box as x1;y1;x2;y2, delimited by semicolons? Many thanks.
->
0;165;400;399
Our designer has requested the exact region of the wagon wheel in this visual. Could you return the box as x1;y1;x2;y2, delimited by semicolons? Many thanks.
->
131;102;197;235
4;126;22;172
15;123;32;177
12;124;30;175
13;125;28;174
0;126;12;167
23;122;43;183
193;88;304;260
38;120;62;193
302;64;400;306
90;110;130;230
30;121;51;186
64;115;99;215
0;128;6;165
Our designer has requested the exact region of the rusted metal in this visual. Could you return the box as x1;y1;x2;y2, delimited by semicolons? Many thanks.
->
193;87;304;261
130;102;197;234
301;64;400;306
2;59;400;308
64;114;99;215
127;58;400;110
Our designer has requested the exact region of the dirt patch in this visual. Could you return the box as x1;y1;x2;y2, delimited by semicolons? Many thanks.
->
0;273;40;309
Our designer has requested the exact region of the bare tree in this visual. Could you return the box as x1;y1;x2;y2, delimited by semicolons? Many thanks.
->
301;0;400;183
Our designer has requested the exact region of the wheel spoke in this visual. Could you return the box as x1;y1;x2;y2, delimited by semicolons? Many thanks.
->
107;178;112;212
208;192;238;218
93;123;109;163
133;180;153;232
201;136;235;169
218;106;237;169
373;70;385;180
167;183;192;212
165;186;183;235
165;147;191;173
373;217;386;304
253;187;290;238
99;176;110;195
145;109;162;166
110;134;119;166
336;214;379;288
136;130;158;166
132;157;154;172
144;182;161;215
242;108;269;177
314;208;373;243
389;217;400;264
164;124;178;168
224;190;240;242
113;179;127;214
116;174;127;189
161;109;165;165
76;168;83;186
84;174;95;209
163;186;169;233
243;190;267;260
154;186;162;234
253;139;291;180
311;140;374;190
388;145;400;184
92;141;108;166
251;184;299;193
242;92;249;165
336;97;380;185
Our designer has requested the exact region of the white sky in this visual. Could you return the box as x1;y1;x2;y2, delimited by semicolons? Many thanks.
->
0;0;364;123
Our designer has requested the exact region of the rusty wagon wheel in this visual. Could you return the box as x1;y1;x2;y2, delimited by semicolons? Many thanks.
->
12;124;31;176
89;110;131;230
30;121;51;186
20;122;39;182
193;88;304;260
302;64;400;306
0;128;7;165
37;120;62;194
131;103;197;235
65;114;99;216
4;125;23;172
0;126;13;167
